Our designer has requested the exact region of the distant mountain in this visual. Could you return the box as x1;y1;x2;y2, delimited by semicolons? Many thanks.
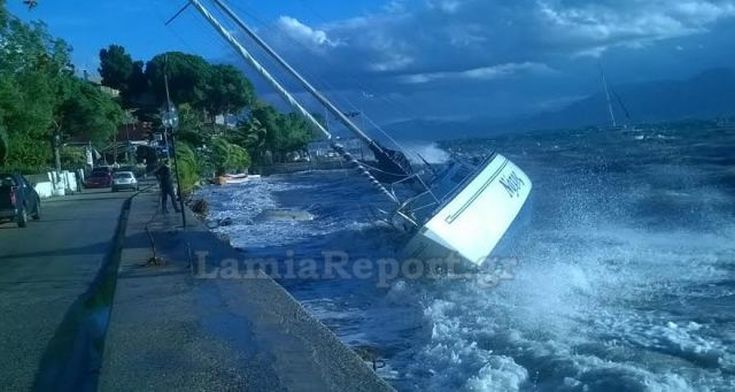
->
385;68;735;140
518;67;735;131
383;117;505;141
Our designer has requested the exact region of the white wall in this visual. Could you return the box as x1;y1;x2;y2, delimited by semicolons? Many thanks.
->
32;170;82;199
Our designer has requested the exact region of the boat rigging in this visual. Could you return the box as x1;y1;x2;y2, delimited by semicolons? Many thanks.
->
179;0;533;266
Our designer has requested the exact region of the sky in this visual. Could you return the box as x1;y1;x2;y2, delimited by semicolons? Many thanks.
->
7;0;735;124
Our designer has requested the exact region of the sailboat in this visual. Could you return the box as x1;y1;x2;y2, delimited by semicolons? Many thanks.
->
185;0;532;266
599;63;636;132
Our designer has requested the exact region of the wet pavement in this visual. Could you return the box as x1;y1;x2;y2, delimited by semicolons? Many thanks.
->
0;188;133;391
0;182;391;391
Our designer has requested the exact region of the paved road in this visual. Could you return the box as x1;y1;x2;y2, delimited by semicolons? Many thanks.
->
0;188;133;391
0;186;393;391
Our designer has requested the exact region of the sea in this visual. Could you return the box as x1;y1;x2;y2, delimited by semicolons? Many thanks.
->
196;125;735;392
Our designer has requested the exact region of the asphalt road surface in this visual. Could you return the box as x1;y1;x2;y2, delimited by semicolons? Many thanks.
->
0;188;133;391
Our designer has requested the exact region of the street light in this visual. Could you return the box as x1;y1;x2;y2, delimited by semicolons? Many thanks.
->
160;73;186;226
161;105;179;129
161;104;186;228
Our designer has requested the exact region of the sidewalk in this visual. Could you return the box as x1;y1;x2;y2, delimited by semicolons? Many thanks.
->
99;189;393;391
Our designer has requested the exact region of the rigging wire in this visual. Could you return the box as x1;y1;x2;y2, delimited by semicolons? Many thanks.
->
165;2;191;26
285;1;425;121
209;0;418;189
205;1;340;124
152;0;232;62
274;2;428;158
221;0;422;159
158;1;434;168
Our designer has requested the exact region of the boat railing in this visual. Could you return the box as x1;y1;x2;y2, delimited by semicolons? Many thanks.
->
390;171;441;203
396;152;500;224
396;189;441;226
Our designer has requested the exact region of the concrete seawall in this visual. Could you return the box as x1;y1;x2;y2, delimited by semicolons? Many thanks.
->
99;190;393;391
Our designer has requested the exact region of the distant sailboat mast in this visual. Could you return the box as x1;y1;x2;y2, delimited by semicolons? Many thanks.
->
600;63;617;128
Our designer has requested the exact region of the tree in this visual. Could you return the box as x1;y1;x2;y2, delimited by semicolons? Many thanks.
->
250;103;281;150
231;116;267;153
279;112;316;152
175;103;210;147
127;60;148;99
0;0;7;26
57;79;124;146
175;142;199;195
205;64;255;115
145;52;212;110
210;136;250;175
99;44;134;92
0;16;73;171
59;145;86;169
0;122;8;164
145;53;256;119
249;102;316;159
0;5;124;172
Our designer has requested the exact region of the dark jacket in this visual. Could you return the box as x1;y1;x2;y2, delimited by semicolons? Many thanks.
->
155;165;174;190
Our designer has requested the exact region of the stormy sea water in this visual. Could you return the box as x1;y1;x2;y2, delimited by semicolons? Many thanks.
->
196;125;735;391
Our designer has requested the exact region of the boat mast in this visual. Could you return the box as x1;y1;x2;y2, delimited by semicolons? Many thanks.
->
600;63;617;128
187;0;399;204
209;0;390;156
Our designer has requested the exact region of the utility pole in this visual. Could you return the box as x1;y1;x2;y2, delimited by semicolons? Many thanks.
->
52;131;61;173
163;67;186;227
113;127;118;167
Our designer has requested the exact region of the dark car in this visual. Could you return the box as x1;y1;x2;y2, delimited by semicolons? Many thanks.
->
85;167;112;188
0;173;41;228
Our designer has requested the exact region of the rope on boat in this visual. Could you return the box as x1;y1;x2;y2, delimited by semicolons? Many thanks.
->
332;143;399;203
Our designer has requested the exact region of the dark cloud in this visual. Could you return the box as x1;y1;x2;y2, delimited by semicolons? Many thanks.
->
232;0;735;121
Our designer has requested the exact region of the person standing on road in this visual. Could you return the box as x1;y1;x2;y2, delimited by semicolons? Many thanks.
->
155;160;180;213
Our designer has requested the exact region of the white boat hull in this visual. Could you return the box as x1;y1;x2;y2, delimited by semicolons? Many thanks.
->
224;174;261;184
403;154;532;266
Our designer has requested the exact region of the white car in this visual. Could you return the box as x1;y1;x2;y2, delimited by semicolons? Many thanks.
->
111;171;139;192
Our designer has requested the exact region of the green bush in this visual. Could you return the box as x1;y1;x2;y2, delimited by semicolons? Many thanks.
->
175;142;199;196
4;132;52;173
60;146;87;170
229;143;251;172
211;136;251;176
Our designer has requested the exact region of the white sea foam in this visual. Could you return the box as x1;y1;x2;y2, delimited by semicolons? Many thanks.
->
391;160;735;390
197;135;735;391
197;176;370;249
400;141;451;164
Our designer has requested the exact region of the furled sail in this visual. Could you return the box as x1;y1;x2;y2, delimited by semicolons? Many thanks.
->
366;142;413;184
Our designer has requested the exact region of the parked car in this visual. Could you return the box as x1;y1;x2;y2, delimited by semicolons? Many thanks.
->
91;166;112;176
114;164;146;178
0;173;41;228
111;171;139;192
85;167;112;188
113;165;135;173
